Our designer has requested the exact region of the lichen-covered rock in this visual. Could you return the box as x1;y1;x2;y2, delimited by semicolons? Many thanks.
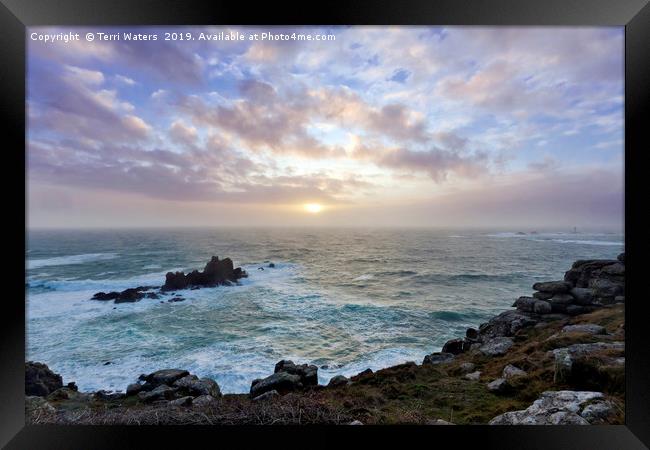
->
464;371;481;381
478;310;537;339
552;342;624;385
480;337;514;356
458;362;476;374
489;390;611;425
502;364;527;379
486;378;509;393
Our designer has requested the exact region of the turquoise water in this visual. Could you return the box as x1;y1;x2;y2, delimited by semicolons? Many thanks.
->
26;228;624;393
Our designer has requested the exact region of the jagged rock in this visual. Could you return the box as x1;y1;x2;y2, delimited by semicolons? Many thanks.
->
480;337;514;356
25;362;63;397
552;342;624;385
162;256;247;291
92;286;154;303
137;384;177;403
274;360;318;386
486;378;509;393
489;390;609;425
25;396;56;415
252;390;279;401
173;375;221;397
502;364;527;379
464;371;481;381
442;338;465;355
561;324;606;335
250;372;303;397
569;287;594;305
328;375;350;387
532;281;572;294
589;279;624;302
564;260;619;288
422;352;455;365
144;369;189;387
169;396;193;407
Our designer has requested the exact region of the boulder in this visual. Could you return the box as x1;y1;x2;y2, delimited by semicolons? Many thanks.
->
137;384;178;403
169;396;193;407
617;252;625;263
126;383;143;396
479;337;514;356
502;364;527;379
533;300;552;314
549;294;574;305
486;378;509;393
478;310;537;339
327;375;350;387
173;375;221;398
464;371;481;381
589;279;624;302
349;420;364;425
144;369;189;387
601;263;624;276
422;352;455;365
569;287;594;305
442;338;465;355
552;342;624;385
564;259;619;288
561;324;606;335
250;372;303;397
532;281;572;294
193;395;219;407
489;390;610;425
532;291;553;301
465;328;478;340
458;362;476;373
25;362;63;397
350;368;374;380
274;360;318;386
512;296;536;312
252;390;280;401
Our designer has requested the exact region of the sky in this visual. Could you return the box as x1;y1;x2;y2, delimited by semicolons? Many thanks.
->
27;26;624;230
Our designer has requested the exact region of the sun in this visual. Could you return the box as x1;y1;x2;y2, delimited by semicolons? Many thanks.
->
304;203;324;214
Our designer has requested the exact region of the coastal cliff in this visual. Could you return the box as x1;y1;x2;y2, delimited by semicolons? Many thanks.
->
25;254;625;425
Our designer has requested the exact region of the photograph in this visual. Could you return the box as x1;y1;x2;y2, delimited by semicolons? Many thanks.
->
22;24;629;427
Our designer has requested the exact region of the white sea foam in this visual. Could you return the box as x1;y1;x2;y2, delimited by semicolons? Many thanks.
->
27;253;118;269
353;274;374;281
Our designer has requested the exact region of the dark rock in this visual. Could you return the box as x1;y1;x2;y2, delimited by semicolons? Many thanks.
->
532;291;554;301
465;328;478;340
126;383;143;396
114;288;146;303
614;296;625;303
552;342;624;385
25;362;63;397
94;390;125;401
422;352;455;365
549;294;574;305
327;375;350;387
168;296;185;303
250;372;303;397
617;252;625;263
162;256;247;291
532;281;572;294
533;300;552;314
144;369;190;387
351;368;374;380
561;324;606;335
566;305;587;316
252;390;279;401
66;382;78;391
138;384;177;403
513;296;536;312
103;361;111;366
193;395;219;407
91;291;120;301
442;338;465;355
569;287;594;305
564;260;619;288
173;375;221;397
274;360;318;386
268;263;276;268
169;396;193;407
146;292;160;299
479;310;538;339
589;279;624;300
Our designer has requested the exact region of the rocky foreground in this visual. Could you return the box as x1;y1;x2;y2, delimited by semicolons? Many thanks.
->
26;254;625;425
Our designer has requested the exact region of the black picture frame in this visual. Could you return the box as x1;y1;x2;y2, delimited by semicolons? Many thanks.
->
1;0;648;448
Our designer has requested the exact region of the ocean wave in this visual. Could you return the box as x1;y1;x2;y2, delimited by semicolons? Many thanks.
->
429;310;466;321
353;274;374;281
27;253;118;270
536;239;623;246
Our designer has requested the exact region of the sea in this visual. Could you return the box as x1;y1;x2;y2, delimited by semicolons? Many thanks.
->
25;228;624;394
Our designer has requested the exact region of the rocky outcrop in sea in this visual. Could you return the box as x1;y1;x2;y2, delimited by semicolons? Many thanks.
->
90;256;248;304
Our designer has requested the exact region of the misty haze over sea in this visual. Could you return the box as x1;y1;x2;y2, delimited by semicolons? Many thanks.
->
26;227;624;393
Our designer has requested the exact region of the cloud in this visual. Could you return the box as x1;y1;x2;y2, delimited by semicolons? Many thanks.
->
169;120;198;145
